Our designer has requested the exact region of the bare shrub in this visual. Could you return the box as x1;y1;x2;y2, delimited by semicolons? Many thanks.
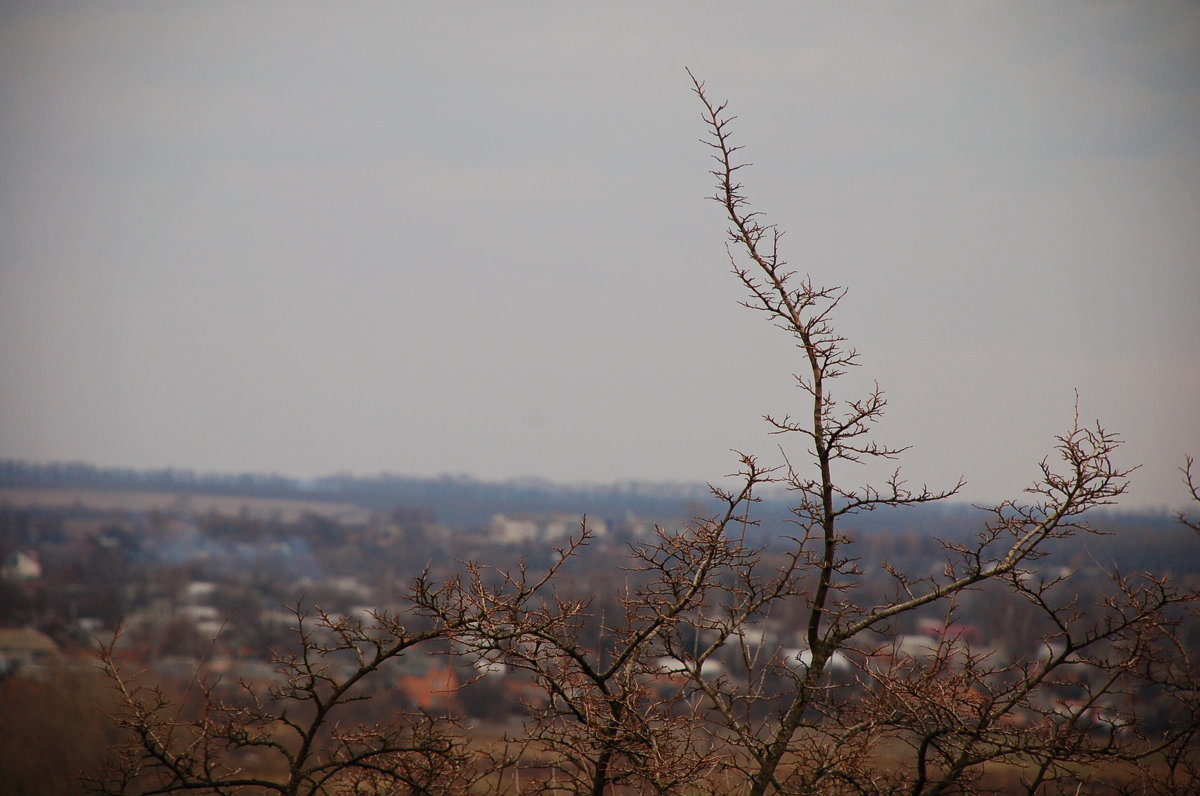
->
90;73;1200;795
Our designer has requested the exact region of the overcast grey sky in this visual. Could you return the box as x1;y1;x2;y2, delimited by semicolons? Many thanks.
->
2;1;1197;509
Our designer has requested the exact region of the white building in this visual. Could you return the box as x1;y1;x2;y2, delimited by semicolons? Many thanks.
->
1;551;41;581
490;513;607;543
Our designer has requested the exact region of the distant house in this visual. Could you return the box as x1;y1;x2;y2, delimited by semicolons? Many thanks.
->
490;513;607;543
0;628;59;679
182;581;218;602
177;604;225;638
916;616;984;646
649;655;726;679
782;647;851;673
1;550;42;582
891;634;943;662
395;656;459;711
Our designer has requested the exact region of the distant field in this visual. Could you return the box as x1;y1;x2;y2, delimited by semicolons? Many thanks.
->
0;486;372;523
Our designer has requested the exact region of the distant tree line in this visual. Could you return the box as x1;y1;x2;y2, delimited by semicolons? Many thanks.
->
0;460;306;499
0;459;721;529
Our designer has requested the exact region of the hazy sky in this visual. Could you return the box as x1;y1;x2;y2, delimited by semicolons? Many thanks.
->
2;1;1198;509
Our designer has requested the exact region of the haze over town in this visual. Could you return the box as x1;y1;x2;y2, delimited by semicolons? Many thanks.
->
2;2;1198;509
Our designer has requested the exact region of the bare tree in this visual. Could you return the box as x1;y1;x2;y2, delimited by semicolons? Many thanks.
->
412;461;768;795
1179;457;1200;535
89;593;493;795
679;71;1199;794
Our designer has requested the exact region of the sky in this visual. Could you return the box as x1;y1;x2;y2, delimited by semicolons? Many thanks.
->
1;1;1198;510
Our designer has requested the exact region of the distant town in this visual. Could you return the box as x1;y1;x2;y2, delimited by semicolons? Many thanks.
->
1;459;1196;790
